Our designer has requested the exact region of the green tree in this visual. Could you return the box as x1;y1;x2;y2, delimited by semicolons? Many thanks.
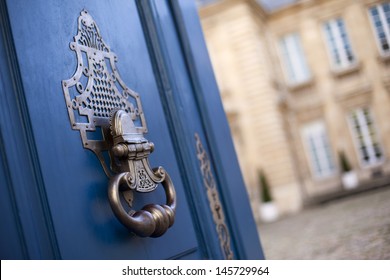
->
259;170;272;203
339;151;351;172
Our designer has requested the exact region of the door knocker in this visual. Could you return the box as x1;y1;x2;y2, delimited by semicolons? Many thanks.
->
61;10;176;237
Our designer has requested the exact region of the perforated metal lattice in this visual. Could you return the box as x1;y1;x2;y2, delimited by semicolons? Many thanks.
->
62;10;146;176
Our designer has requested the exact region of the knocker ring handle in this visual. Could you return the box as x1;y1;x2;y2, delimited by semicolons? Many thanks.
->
108;168;176;237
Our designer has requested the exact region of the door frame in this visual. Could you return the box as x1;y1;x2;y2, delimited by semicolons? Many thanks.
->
0;0;60;259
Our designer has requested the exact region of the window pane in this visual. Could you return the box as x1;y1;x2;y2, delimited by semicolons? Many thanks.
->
369;4;390;54
302;122;335;178
280;33;310;84
350;108;383;165
323;18;355;67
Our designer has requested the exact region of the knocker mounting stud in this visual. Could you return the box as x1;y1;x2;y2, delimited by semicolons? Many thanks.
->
61;10;176;237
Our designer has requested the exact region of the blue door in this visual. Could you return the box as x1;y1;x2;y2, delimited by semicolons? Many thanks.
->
0;0;263;260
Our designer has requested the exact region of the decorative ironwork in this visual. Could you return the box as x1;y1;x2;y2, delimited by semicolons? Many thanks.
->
62;9;146;177
195;133;234;260
61;10;176;238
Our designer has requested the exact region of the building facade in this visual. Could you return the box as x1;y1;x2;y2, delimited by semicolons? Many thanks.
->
199;0;390;218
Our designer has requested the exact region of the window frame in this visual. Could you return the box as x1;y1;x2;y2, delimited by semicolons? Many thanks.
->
301;121;336;179
347;107;384;167
278;32;312;86
367;2;390;57
322;17;357;70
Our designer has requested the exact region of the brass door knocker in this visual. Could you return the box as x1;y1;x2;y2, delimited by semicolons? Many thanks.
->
108;111;176;237
61;10;176;237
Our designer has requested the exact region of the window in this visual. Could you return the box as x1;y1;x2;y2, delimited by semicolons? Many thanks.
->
279;33;311;85
349;108;383;166
323;18;356;68
302;122;335;178
369;3;390;56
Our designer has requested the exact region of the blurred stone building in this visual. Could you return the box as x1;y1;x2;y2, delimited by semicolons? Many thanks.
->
198;0;390;218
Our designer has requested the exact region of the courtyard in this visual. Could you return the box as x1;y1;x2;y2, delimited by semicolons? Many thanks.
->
259;187;390;259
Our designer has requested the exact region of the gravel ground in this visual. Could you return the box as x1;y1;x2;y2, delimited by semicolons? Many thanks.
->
258;187;390;259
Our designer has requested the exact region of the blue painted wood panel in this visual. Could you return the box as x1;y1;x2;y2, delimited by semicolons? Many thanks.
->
3;0;199;260
0;134;26;259
0;10;60;258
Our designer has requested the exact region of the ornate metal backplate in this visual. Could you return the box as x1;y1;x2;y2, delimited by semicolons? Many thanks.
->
62;10;146;177
61;10;176;237
195;133;234;260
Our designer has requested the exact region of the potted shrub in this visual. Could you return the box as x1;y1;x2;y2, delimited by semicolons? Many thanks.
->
258;170;279;222
339;151;358;189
